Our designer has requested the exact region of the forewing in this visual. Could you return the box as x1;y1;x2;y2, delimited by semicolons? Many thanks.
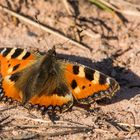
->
0;47;37;76
0;47;37;101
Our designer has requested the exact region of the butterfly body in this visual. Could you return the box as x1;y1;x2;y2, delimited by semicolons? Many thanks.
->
0;47;120;112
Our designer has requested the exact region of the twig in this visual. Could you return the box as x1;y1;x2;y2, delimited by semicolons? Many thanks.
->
99;0;121;12
117;122;140;129
14;123;92;131
43;127;111;137
0;105;17;112
0;4;91;51
100;0;140;17
62;0;73;16
11;134;38;140
46;128;92;137
15;124;40;129
13;115;90;127
12;116;57;123
62;118;91;127
110;0;140;9
79;28;101;40
0;116;10;124
94;128;110;133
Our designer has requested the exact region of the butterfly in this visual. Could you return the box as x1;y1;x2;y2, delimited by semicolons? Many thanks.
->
0;47;120;112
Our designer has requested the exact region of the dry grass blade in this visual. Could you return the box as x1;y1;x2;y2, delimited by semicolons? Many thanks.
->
62;0;74;16
107;120;131;132
48;125;92;129
62;118;91;127
0;105;17;112
117;122;140;129
15;124;92;129
11;116;93;138
0;4;90;51
121;0;140;9
13;115;91;128
0;115;10;124
15;124;40;129
13;116;64;124
100;0;140;17
47;127;92;137
11;134;39;140
0;115;14;132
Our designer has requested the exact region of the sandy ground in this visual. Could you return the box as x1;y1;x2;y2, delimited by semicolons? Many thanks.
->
0;0;140;139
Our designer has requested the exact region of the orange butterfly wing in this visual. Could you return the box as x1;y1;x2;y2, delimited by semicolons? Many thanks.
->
0;47;37;102
0;48;73;112
64;63;119;104
29;91;73;112
0;48;119;112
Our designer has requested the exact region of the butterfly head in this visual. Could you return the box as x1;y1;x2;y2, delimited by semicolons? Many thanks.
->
47;46;56;58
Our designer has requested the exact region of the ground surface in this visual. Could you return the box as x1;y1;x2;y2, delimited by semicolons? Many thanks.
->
0;0;140;139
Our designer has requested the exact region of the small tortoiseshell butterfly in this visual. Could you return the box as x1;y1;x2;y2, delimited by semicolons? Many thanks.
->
0;47;120;112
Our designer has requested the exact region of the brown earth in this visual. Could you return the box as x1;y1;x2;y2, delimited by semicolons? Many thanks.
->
0;0;140;139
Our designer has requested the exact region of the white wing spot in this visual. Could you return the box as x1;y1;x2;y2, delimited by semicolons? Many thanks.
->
78;67;85;78
6;48;16;60
0;48;7;54
106;77;110;84
92;71;100;84
7;67;13;74
74;86;81;94
17;49;27;60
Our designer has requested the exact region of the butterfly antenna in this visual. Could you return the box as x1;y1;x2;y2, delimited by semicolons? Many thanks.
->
35;16;69;51
54;38;70;50
34;15;52;51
